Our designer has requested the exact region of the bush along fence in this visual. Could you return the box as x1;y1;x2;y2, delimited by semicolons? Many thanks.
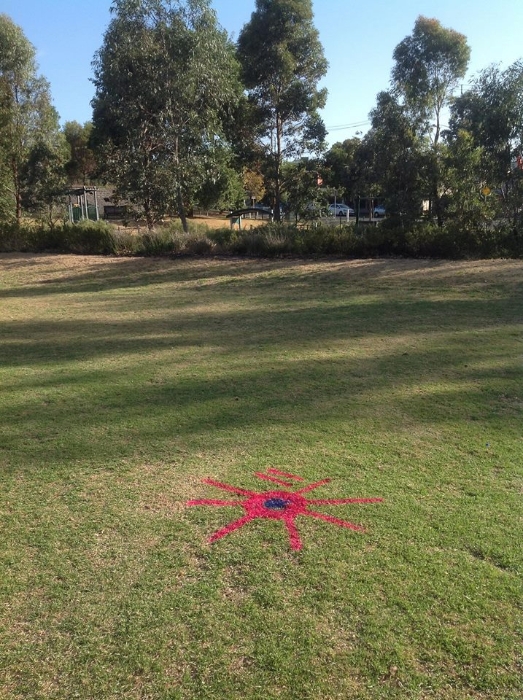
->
1;219;523;259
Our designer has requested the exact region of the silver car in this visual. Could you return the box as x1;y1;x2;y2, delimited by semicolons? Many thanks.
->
328;203;354;217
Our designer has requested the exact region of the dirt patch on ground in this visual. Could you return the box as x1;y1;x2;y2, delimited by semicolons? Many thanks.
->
107;214;269;233
191;214;268;229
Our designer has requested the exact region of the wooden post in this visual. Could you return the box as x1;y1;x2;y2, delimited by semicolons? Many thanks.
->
93;188;99;221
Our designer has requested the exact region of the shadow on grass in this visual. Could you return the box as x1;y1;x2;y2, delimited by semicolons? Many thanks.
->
0;255;288;298
5;255;514;298
1;294;520;366
1;256;521;470
1;330;520;470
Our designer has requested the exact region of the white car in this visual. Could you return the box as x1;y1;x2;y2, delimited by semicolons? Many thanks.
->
328;203;354;217
373;205;386;217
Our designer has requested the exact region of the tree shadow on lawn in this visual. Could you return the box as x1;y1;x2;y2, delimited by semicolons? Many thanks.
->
1;255;520;469
1;293;519;367
5;255;519;299
0;255;302;298
1;324;519;470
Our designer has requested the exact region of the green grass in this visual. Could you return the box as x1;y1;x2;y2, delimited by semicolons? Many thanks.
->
0;254;521;700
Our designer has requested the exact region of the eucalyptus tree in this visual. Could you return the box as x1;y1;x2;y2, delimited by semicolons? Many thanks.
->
193;143;245;212
448;61;523;221
0;14;63;223
437;129;490;227
364;91;427;226
237;0;328;221
21;135;70;227
282;158;327;221
91;0;241;231
392;16;470;146
391;16;470;224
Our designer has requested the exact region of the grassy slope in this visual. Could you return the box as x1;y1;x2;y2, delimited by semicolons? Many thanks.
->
0;254;521;700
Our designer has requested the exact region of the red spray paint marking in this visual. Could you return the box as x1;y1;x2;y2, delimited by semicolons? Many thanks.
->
267;469;304;480
254;472;296;487
187;469;383;551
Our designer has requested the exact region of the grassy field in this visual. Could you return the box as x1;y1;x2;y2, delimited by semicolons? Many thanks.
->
0;254;521;700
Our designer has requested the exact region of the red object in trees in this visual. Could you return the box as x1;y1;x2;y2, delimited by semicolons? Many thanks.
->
187;470;383;550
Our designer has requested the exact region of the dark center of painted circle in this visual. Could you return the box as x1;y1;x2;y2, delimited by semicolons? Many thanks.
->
264;498;290;510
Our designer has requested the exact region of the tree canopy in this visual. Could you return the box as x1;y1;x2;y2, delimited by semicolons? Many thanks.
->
63;121;97;185
392;16;470;145
91;0;241;230
0;13;64;223
448;61;523;222
237;0;328;219
1;6;523;248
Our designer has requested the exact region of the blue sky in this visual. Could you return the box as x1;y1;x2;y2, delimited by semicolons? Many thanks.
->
3;0;523;145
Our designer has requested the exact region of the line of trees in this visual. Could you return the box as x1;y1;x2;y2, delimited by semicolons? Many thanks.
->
0;13;98;226
1;4;523;238
324;17;523;230
89;0;328;229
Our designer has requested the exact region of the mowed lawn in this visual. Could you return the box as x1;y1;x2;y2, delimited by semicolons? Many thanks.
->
0;254;521;700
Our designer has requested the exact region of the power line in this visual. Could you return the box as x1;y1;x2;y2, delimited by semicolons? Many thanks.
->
326;120;370;132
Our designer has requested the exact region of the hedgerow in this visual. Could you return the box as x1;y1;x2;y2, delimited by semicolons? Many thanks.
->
1;219;522;259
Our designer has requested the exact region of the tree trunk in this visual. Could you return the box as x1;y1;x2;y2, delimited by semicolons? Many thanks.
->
432;185;443;227
177;187;188;233
11;158;22;224
144;199;155;231
432;138;443;227
274;113;282;223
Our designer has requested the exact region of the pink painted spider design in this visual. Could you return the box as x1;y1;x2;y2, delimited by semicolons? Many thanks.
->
187;469;383;550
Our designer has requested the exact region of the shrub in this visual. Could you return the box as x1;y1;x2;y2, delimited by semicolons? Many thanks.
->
207;226;238;250
64;221;117;255
140;229;182;256
109;229;143;255
163;219;212;238
2;217;522;259
0;222;36;252
0;220;118;255
226;224;294;257
404;220;523;259
183;233;216;255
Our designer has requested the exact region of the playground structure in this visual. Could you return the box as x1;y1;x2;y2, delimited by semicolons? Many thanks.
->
67;186;100;223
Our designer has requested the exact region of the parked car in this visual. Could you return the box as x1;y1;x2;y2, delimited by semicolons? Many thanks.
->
373;205;386;217
303;202;326;218
328;203;354;217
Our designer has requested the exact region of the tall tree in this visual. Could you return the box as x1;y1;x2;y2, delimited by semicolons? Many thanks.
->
0;14;62;223
20;135;70;228
242;167;265;206
237;0;328;221
282;157;327;221
193;143;245;212
365;91;427;226
91;0;241;231
391;16;470;225
392;16;470;146
438;129;489;227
